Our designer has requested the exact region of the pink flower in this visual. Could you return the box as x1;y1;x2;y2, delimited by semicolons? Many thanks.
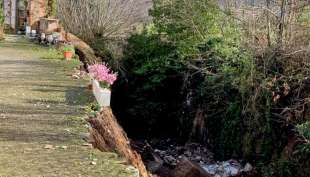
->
88;64;117;86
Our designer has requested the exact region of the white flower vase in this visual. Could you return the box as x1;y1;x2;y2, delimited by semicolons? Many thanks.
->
25;26;31;37
92;79;111;107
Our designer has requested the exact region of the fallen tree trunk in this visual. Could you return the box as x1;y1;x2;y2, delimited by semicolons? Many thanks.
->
61;31;100;65
88;107;151;177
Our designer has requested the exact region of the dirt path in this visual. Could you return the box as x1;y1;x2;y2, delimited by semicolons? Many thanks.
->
0;36;136;177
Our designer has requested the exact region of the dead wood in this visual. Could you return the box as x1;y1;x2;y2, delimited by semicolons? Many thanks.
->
88;107;151;177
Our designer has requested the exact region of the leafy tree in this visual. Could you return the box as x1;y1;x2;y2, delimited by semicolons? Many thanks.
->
150;0;253;88
115;0;255;141
113;1;310;176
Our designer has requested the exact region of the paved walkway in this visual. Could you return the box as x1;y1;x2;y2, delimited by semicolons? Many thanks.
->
0;36;135;177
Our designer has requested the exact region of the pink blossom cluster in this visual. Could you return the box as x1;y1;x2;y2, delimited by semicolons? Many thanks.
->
88;64;117;85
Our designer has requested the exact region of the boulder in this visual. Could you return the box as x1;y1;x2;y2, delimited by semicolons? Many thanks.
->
170;158;212;177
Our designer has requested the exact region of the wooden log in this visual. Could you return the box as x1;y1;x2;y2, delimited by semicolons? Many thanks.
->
88;107;151;177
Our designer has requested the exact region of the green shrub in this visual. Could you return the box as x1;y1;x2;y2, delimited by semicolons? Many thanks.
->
47;0;57;17
260;159;297;177
111;1;309;176
297;122;310;139
112;29;185;137
63;45;75;53
0;1;4;24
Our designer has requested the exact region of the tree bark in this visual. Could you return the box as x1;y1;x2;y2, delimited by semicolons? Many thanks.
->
278;0;287;48
266;0;271;47
88;107;151;177
0;26;4;40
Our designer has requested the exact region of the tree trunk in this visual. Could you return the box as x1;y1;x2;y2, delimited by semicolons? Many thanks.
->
278;0;287;48
0;26;4;40
61;31;100;65
88;107;151;177
266;0;271;47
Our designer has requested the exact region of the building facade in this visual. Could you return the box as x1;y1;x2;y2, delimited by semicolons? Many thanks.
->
3;0;46;32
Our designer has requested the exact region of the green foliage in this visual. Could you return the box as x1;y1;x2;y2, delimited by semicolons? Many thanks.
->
260;159;297;177
63;45;75;53
85;102;101;118
115;0;256;143
297;122;310;139
90;38;113;61
151;0;243;60
111;1;308;176
297;6;310;25
0;1;4;24
47;0;57;17
124;31;182;88
292;143;310;177
113;29;185;137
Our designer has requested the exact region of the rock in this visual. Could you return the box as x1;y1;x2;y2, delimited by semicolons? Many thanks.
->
72;74;80;79
241;163;253;172
82;143;92;146
222;161;240;176
202;164;219;175
184;150;192;157
195;156;202;161
44;144;54;149
170;158;212;177
201;160;246;177
164;155;177;165
147;161;162;173
0;113;7;119
147;153;164;173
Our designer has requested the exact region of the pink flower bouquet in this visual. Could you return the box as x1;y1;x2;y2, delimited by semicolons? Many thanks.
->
88;63;117;89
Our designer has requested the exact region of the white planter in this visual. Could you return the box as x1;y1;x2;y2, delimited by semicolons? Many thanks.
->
31;30;37;37
25;26;31;36
92;79;111;107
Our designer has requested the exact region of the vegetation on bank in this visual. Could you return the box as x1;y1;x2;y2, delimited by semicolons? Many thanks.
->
1;0;306;176
109;1;310;177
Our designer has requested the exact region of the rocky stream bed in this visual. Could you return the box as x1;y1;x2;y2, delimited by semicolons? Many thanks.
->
133;139;255;177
